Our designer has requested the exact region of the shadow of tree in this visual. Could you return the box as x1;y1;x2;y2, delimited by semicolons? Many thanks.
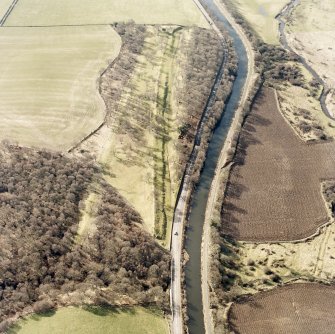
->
221;90;273;239
82;305;136;317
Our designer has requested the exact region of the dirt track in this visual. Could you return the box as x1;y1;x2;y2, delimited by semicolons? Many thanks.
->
222;87;335;241
229;283;335;334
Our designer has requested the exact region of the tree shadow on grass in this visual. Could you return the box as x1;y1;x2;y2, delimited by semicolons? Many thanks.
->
82;305;137;317
82;304;162;318
6;310;56;334
32;310;56;319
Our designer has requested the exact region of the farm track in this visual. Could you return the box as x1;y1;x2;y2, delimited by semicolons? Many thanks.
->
5;24;112;27
0;0;19;26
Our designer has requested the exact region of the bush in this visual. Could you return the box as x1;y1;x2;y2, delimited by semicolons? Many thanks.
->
33;299;55;314
247;259;255;266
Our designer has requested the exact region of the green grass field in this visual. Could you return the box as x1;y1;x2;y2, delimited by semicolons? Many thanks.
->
8;306;169;334
233;0;288;44
5;0;209;28
0;26;121;150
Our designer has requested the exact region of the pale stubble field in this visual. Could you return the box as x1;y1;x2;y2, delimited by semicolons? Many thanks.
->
0;26;121;150
4;0;209;28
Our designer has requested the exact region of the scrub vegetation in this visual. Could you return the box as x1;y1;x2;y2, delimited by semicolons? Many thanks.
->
285;0;335;116
215;180;335;298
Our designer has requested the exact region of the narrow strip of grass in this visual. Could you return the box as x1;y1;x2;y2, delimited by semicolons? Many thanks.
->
154;27;182;246
8;306;169;334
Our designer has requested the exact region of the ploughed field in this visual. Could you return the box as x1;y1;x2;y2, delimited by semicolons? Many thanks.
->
229;283;335;334
222;88;335;241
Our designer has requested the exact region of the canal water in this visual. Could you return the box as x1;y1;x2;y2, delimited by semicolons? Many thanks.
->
184;1;248;333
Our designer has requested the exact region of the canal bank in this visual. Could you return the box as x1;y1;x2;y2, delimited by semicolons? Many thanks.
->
184;0;252;333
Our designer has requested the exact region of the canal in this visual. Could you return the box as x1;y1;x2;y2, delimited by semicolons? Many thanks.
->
184;1;249;333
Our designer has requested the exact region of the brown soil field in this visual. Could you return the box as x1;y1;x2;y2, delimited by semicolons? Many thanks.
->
228;283;335;334
222;87;335;241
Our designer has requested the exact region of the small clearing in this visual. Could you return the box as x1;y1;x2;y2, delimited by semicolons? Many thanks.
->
8;306;169;334
229;283;335;334
4;0;209;28
77;188;101;242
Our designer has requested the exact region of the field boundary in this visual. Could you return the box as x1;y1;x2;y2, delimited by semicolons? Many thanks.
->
4;23;187;28
67;26;123;153
0;0;19;26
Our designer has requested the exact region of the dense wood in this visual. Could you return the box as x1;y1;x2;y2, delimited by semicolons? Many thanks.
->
0;146;170;328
